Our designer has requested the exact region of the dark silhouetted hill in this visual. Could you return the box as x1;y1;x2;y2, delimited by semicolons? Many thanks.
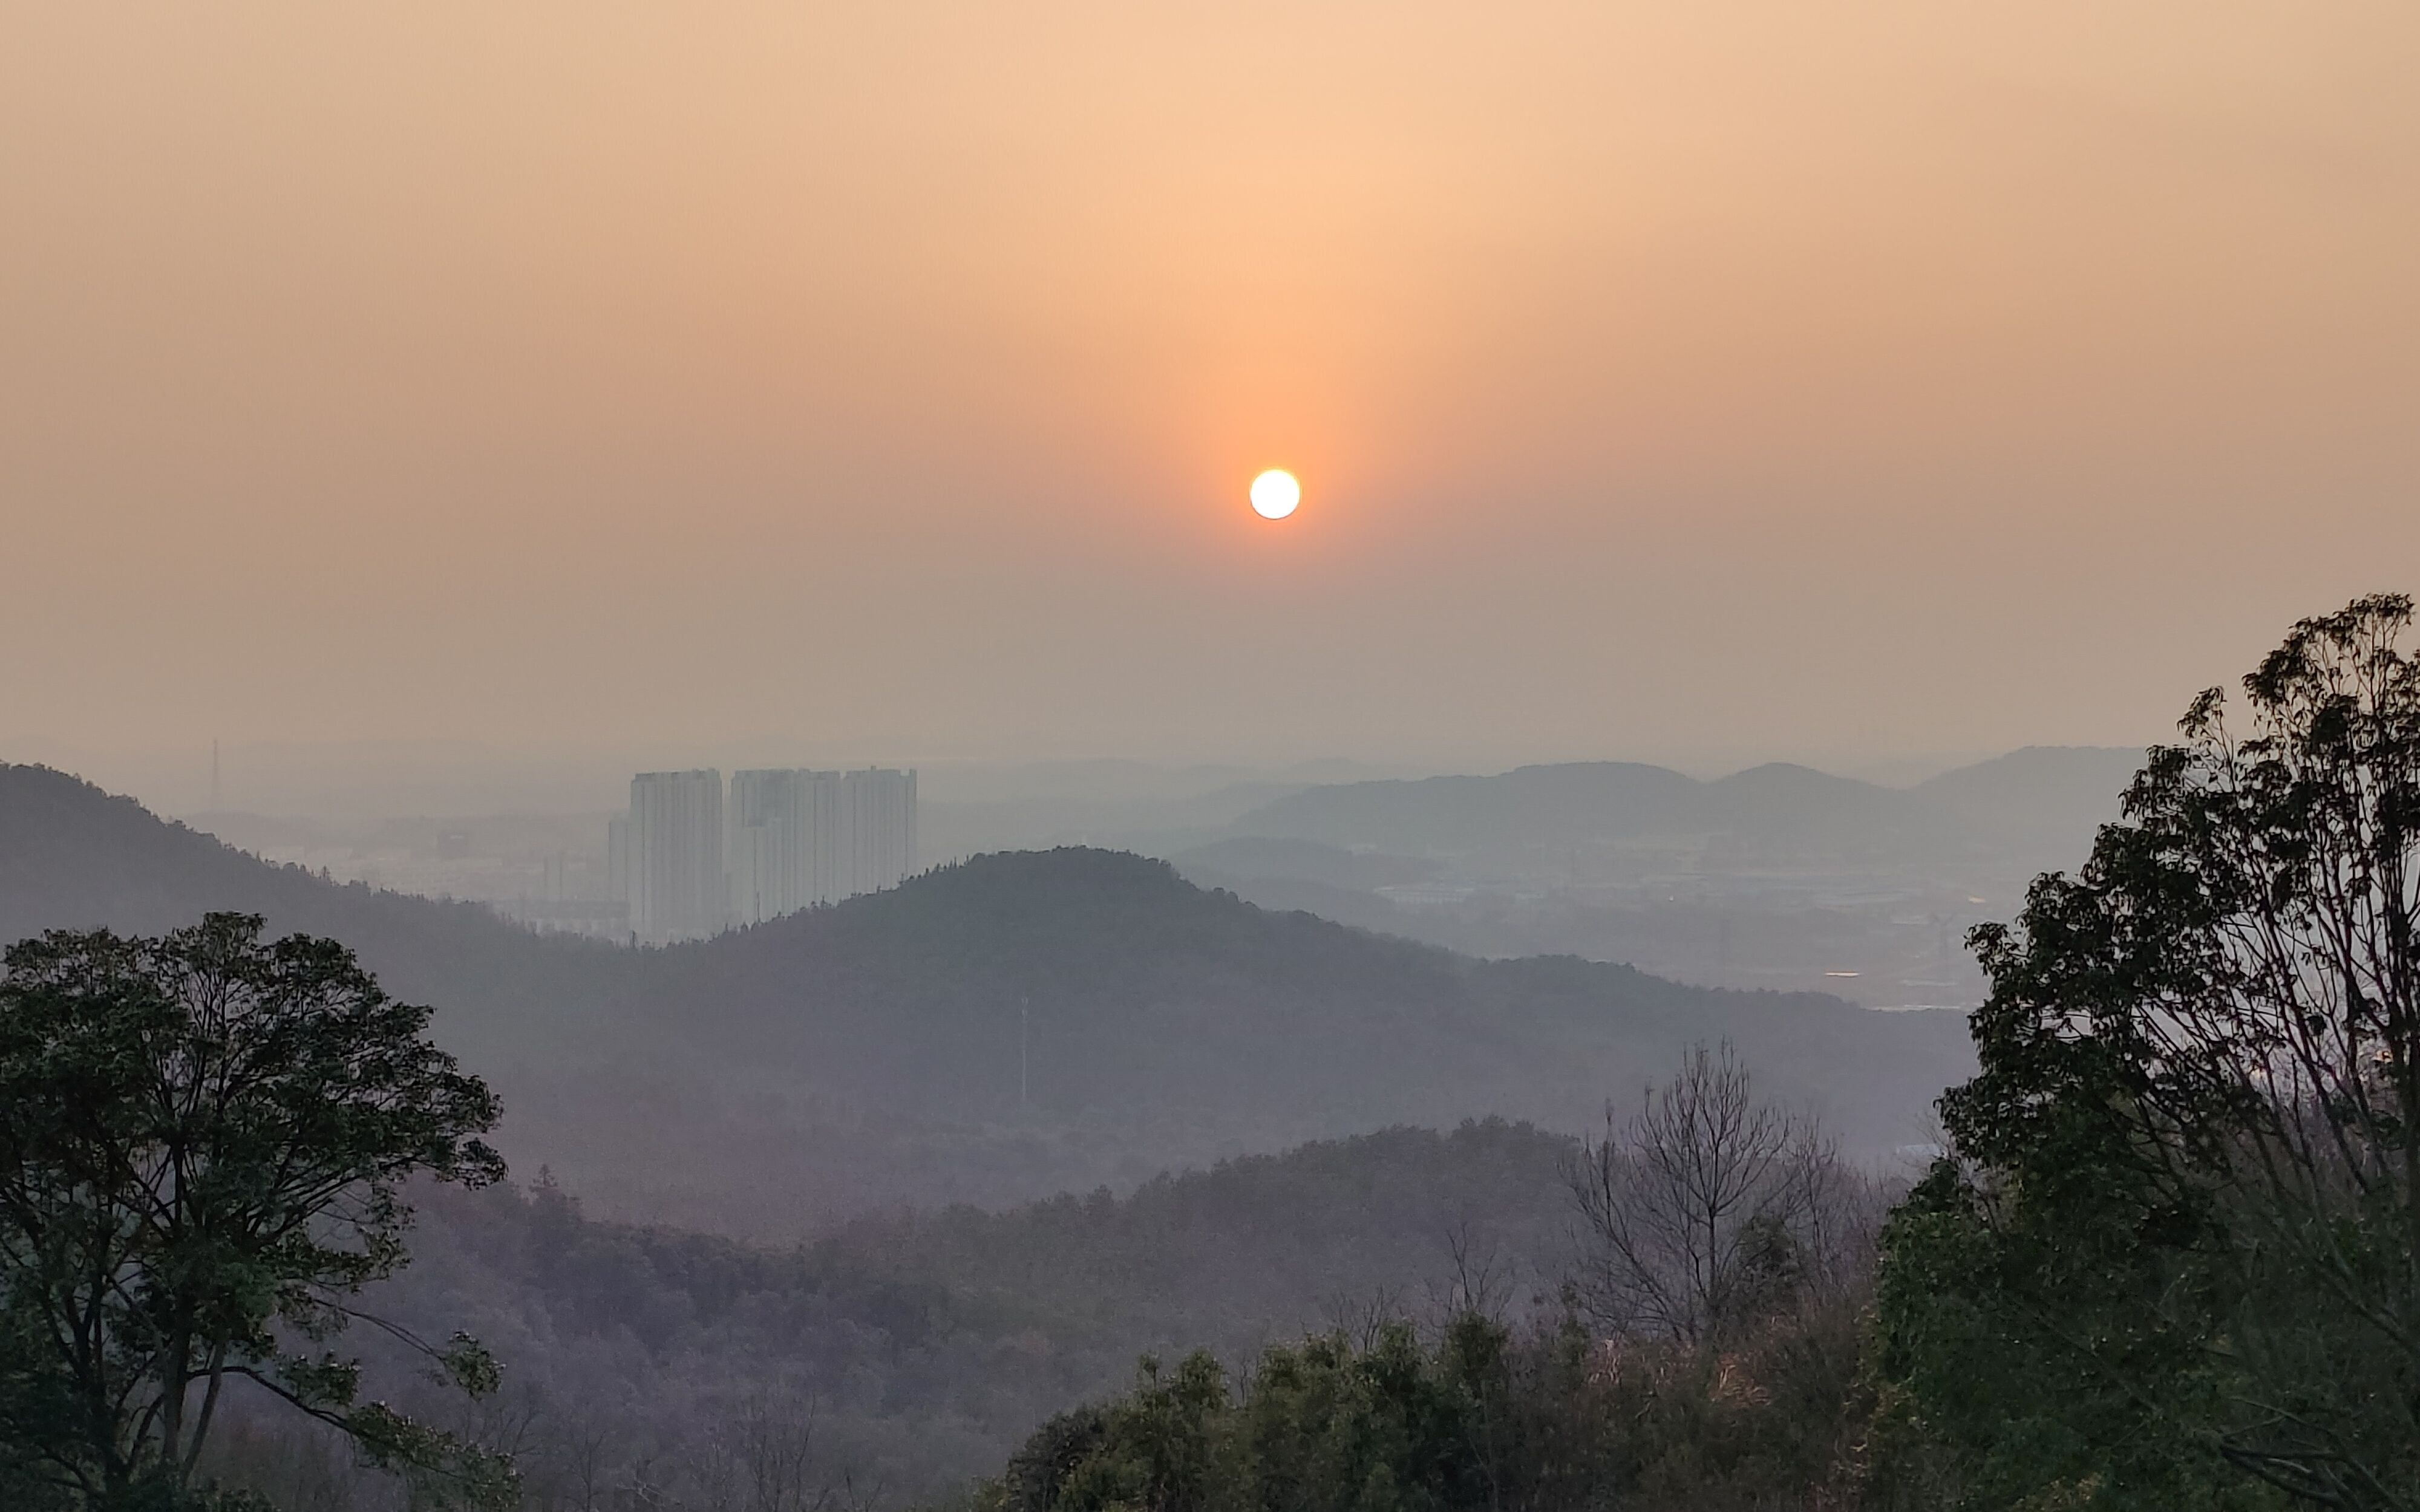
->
0;762;622;1014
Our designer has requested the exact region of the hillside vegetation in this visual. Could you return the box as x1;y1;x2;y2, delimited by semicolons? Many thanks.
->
237;1122;1581;1508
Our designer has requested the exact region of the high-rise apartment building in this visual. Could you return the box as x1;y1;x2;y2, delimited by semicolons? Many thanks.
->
728;768;822;924
615;766;917;937
724;766;917;927
627;769;725;943
837;767;917;898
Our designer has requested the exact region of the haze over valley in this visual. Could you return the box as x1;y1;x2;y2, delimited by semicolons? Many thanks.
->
7;4;2419;1508
2;762;1975;1234
134;741;2138;1006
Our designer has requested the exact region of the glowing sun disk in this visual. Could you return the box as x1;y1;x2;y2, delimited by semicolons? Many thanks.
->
1250;469;1300;520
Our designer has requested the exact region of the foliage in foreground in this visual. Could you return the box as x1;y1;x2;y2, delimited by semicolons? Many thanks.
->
0;914;512;1511
972;1302;1872;1512
1876;595;2420;1511
973;1044;1884;1512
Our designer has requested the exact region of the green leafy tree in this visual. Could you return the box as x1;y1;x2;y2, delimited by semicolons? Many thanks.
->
0;913;513;1511
1876;594;2420;1511
977;1304;1868;1512
999;1326;1506;1512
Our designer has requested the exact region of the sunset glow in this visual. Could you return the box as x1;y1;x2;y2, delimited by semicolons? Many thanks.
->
3;4;2417;767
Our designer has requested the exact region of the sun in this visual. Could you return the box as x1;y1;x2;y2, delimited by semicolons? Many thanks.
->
1249;469;1300;520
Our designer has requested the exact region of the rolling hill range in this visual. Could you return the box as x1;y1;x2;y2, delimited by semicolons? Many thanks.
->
1178;748;2146;1002
0;763;1973;1237
1222;748;2144;876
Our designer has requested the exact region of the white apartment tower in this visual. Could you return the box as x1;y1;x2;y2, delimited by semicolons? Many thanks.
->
728;768;820;924
837;767;917;899
628;769;726;943
725;766;917;927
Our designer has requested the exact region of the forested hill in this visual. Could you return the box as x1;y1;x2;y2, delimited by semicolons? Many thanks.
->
0;764;1972;1236
352;1121;1581;1507
0;761;624;1012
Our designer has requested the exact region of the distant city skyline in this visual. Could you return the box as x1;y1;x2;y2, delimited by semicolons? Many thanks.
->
618;766;918;943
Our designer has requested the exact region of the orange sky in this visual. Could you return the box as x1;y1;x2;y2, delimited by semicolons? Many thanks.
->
4;2;2417;772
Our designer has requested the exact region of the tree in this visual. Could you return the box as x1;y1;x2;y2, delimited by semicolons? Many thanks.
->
1564;1043;1849;1346
979;1304;1869;1512
991;1325;1517;1512
1877;593;2420;1511
0;912;513;1511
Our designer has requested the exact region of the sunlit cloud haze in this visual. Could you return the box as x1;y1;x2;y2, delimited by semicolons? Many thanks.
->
4;2;2416;779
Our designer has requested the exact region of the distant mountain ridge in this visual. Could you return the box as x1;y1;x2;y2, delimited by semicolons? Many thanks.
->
1225;748;2143;872
0;763;1975;1237
1911;745;2150;852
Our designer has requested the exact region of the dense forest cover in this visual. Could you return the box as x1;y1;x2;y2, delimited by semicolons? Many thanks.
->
0;919;1902;1512
196;1121;1583;1508
963;1311;1877;1512
948;1051;1899;1512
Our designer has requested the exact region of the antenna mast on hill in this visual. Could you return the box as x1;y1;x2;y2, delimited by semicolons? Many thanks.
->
210;740;220;810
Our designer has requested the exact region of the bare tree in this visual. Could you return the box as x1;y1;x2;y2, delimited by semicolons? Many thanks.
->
1320;1283;1410;1352
734;1389;822;1512
686;1384;828;1512
1563;1042;1843;1343
1433;1219;1516;1323
520;1383;636;1512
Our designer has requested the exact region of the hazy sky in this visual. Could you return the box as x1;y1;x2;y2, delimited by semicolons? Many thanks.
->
6;2;2418;776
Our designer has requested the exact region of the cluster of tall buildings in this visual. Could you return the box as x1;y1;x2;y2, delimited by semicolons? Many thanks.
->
609;767;917;943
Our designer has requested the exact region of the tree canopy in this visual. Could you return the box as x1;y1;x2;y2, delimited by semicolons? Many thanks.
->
0;913;509;1511
1877;593;2420;1511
